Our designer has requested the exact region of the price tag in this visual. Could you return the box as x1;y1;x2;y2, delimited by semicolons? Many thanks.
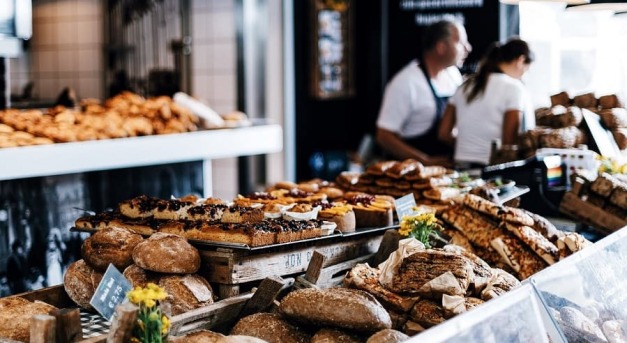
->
90;264;132;321
394;193;417;220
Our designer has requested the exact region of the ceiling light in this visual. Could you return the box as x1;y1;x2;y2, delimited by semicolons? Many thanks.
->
566;0;627;12
499;0;590;4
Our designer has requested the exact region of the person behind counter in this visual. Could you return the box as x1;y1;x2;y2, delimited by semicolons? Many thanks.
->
438;37;535;169
375;19;471;167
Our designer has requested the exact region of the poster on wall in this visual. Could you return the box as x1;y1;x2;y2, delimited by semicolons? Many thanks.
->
0;162;203;297
311;0;355;99
386;0;503;78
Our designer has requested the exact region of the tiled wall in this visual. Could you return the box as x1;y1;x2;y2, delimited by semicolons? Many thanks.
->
10;0;103;100
9;0;241;200
190;0;239;200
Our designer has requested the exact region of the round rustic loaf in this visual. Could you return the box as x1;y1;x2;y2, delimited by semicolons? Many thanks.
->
279;288;392;333
219;336;269;343
159;274;215;315
0;297;58;342
311;328;362;343
231;313;310;343
366;329;409;343
82;226;143;271
132;232;200;273
123;264;161;288
167;329;224;342
63;259;103;310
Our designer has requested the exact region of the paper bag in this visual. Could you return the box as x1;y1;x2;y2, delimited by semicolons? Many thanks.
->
378;237;425;290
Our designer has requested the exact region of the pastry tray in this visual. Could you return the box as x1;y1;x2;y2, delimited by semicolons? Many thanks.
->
71;224;399;252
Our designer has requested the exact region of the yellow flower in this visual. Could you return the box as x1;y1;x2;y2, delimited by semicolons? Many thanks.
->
162;315;170;335
144;298;156;309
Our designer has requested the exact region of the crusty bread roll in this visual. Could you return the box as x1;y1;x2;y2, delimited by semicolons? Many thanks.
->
167;329;224;342
219;336;269;343
279;288;392;333
63;259;103;310
123;264;161;288
310;328;362;343
0;297;58;342
82;226;144;271
231;313;310;343
573;92;597;109
366;329;409;343
159;274;215;315
550;91;571;107
132;232;200;274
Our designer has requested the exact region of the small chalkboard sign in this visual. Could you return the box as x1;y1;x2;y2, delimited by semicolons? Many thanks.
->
90;264;132;321
582;109;620;158
394;193;417;220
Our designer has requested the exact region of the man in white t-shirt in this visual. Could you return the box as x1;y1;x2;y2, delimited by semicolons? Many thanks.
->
376;19;471;167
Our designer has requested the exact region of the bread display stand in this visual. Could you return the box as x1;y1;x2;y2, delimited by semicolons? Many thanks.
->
559;176;627;234
293;250;374;290
198;226;388;298
0;122;282;197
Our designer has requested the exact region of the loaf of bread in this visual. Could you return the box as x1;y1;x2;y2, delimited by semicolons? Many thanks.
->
613;128;627;150
409;299;445;328
573;93;597;109
310;328;362;343
63;259;104;310
279;288;392;333
82;226;144;271
480;268;520;301
167;329;224;342
219;336;269;343
600;108;627;129
132;232;200;274
591;173;624;198
366;329;409;343
598;94;623;109
123;264;161;288
609;184;627;210
0;297;58;342
159;274;215;315
550;91;571;107
231;313;310;343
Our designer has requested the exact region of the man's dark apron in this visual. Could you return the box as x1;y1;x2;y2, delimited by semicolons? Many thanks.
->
402;62;453;156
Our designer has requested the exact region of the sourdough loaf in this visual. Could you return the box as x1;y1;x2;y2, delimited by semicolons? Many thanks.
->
279;288;392;333
82;226;144;271
123;264;161;288
0;297;58;342
159;274;215;315
310;328;362;343
231;312;310;343
132;232;200;274
366;329;409;343
63;259;103;310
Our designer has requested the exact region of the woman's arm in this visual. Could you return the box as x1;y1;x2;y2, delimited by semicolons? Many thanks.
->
502;109;521;145
437;104;457;146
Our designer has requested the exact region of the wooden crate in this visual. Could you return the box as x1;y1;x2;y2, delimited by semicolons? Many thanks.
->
200;231;384;297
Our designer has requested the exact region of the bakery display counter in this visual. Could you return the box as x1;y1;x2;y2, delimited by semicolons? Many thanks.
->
406;225;627;342
0;121;282;196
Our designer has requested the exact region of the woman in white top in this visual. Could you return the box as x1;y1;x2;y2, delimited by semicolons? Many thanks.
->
438;38;535;167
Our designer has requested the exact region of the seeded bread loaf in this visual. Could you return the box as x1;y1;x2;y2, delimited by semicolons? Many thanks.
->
231;313;310;343
63;259;103;310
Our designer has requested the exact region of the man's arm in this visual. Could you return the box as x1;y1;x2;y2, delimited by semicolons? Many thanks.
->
376;128;452;167
437;104;457;146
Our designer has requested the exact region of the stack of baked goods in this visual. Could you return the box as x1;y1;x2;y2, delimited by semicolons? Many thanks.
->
64;227;216;316
0;91;199;148
342;243;520;336
336;159;461;211
227;287;408;343
440;194;591;280
75;194;335;247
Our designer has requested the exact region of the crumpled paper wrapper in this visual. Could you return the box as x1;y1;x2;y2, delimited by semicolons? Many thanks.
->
442;294;466;318
378;237;425;290
418;271;466;298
